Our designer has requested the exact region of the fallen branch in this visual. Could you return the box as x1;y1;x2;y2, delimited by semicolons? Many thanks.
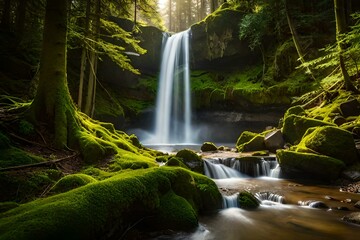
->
0;153;79;172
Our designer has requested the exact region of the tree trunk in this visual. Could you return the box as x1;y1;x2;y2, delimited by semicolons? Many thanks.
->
169;0;172;31
84;0;100;117
77;0;91;111
134;0;137;27
334;0;358;92
284;0;315;80
1;0;12;30
29;0;77;147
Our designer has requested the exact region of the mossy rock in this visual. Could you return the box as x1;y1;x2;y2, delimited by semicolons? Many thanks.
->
0;167;221;240
176;149;203;173
238;191;260;209
165;157;189;169
299;126;358;165
50;174;97;194
236;131;258;146
237;135;265;152
282;114;334;145
0;202;19;213
277;150;345;181
201;142;218;152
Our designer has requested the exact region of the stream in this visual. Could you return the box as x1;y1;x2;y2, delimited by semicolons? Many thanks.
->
151;153;360;240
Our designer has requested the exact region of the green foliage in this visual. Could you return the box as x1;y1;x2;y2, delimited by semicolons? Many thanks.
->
0;167;221;240
238;191;260;209
50;174;97;194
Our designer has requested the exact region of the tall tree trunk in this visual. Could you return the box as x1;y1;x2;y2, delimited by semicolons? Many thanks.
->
78;0;91;110
1;0;11;30
15;0;27;40
169;0;172;31
134;0;137;27
284;0;315;80
84;0;100;117
29;0;77;147
200;0;206;20
334;0;358;92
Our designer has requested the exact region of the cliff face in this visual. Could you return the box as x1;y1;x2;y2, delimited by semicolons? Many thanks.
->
190;9;259;70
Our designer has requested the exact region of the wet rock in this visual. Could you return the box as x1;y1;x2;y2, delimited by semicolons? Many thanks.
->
333;116;347;126
264;129;284;152
339;99;360;118
201;142;218;152
342;212;360;225
340;181;360;193
324;195;338;201
238;191;260;209
341;170;360;181
354;201;360;209
337;206;350;211
298;200;329;209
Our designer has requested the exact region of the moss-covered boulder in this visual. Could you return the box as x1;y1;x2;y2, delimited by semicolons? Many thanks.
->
236;131;258;146
0;167;222;240
50;174;97;194
201;142;218;152
299;126;358;165
237;135;265;152
277;150;345;180
165;157;189;169
282;114;334;145
238;191;260;209
176;149;203;173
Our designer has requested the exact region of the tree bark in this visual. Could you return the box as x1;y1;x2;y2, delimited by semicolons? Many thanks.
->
29;0;78;147
77;0;91;110
334;0;358;92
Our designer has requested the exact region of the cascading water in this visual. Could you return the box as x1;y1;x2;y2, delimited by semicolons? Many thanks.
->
153;29;192;144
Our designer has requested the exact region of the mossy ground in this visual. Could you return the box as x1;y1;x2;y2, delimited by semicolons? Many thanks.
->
0;167;221;240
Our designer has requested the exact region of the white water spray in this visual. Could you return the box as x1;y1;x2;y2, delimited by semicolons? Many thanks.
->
153;30;192;144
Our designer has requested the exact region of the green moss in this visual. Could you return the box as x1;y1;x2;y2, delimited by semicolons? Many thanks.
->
18;120;35;136
281;114;334;145
299;126;358;165
81;167;114;180
175;149;203;173
165;157;189;169
251;150;269;156
94;83;124;118
50;174;97;194
238;191;260;209
109;149;157;171
0;202;19;213
156;191;198;230
0;147;45;168
277;150;345;180
236;131;258;146
0;167;221;240
237;135;265;152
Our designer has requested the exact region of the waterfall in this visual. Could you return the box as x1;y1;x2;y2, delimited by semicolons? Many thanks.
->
223;193;239;208
153;30;192;144
204;157;280;178
254;192;285;204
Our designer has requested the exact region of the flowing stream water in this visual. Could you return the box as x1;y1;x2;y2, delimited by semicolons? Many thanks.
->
153;157;360;239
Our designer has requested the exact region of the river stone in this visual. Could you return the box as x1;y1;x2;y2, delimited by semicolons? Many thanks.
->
176;149;203;173
201;142;218;152
339;99;360;117
341;171;360;181
264;129;284;152
342;212;360;225
355;201;360;209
